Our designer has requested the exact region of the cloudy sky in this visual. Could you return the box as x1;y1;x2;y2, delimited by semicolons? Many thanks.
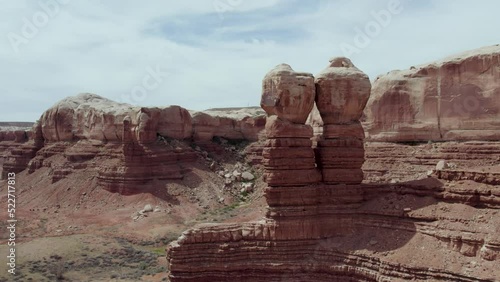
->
1;0;499;121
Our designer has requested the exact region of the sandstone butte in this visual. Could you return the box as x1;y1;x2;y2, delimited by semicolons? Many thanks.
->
0;45;499;281
0;93;266;193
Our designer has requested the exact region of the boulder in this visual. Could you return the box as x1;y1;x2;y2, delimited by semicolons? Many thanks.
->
315;57;371;124
436;160;449;171
241;172;255;181
261;64;316;124
142;204;154;213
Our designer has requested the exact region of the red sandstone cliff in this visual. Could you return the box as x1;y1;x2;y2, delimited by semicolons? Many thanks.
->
1;94;265;195
364;44;500;142
0;94;265;186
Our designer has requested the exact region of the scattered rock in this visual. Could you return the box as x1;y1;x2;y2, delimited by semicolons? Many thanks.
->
233;170;242;181
241;182;254;193
210;162;217;170
436;160;449;171
142;204;154;213
241;172;255;181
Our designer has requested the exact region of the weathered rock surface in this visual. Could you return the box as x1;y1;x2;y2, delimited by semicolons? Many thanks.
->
316;57;371;124
167;54;500;281
365;44;500;142
363;141;500;184
167;180;500;281
315;57;371;184
261;70;321;186
40;93;194;143
191;111;265;142
97;141;197;194
1;94;266;185
2;94;200;187
1;122;43;179
262;116;321;187
0;129;29;177
0;130;29;143
261;64;316;124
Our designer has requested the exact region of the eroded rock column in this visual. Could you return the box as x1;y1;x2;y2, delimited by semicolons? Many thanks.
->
261;64;321;187
315;57;371;184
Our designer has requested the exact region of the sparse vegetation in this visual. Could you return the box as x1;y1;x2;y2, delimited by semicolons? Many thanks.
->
152;247;167;256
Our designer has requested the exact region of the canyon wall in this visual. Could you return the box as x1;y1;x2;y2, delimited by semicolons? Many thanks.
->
38;93;265;144
0;93;265;194
364;44;500;142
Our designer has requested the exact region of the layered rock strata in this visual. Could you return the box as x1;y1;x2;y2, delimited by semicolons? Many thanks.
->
1;122;43;179
364;44;500;142
315;57;371;184
363;141;500;184
262;116;321;186
1;94;265;192
260;64;321;185
168;180;500;281
191;112;265;142
167;57;499;281
2;95;199;193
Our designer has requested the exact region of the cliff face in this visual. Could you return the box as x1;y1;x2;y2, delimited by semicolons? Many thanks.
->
37;93;265;144
1;94;265;194
39;94;194;143
166;56;500;281
365;45;500;142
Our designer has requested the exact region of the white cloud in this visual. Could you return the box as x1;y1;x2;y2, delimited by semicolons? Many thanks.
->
0;0;499;121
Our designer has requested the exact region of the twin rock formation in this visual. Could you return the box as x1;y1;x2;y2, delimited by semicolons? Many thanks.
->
167;58;378;281
166;55;500;281
260;58;370;186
